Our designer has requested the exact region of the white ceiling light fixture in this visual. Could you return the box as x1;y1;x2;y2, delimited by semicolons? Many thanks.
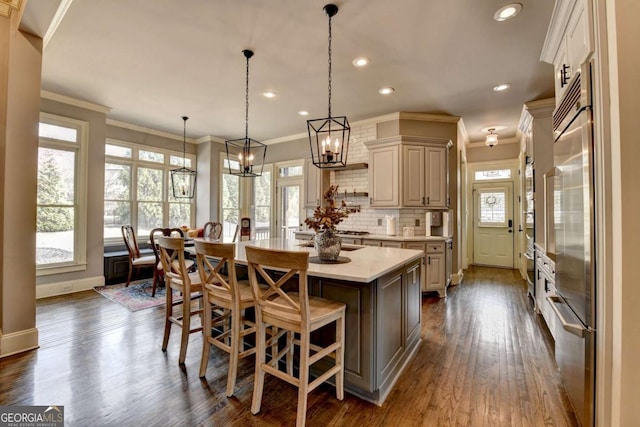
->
352;57;369;67
378;87;395;95
262;90;277;98
493;83;511;92
494;3;522;21
298;110;309;116
485;128;499;148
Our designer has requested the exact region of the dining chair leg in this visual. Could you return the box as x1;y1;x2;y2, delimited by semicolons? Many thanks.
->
151;270;158;297
126;262;133;287
251;321;266;415
335;315;345;401
226;307;241;397
179;297;191;364
199;300;212;377
286;330;294;375
162;285;173;352
296;333;311;427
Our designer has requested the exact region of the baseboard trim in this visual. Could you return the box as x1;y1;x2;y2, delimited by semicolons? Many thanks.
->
452;270;464;285
36;275;105;299
0;328;39;358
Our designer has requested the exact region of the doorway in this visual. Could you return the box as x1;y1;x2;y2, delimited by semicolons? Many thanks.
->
473;182;514;267
276;180;303;239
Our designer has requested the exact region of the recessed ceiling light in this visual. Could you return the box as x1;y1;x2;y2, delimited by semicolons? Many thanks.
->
493;83;512;92
298;110;309;116
353;57;369;67
262;90;277;98
378;87;395;95
494;3;522;21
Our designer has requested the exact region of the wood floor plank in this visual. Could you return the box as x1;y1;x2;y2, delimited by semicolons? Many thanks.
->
0;266;579;426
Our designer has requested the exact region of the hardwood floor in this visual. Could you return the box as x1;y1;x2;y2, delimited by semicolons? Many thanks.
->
0;266;578;426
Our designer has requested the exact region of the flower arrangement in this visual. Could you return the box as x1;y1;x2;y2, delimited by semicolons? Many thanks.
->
304;185;360;232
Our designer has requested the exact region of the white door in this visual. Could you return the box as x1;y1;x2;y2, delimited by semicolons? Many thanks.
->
276;180;303;239
473;182;514;267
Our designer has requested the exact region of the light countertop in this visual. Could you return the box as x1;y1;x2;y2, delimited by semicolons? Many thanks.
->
191;237;423;283
293;230;450;242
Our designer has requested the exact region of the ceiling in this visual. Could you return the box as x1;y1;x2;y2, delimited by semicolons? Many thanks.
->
21;0;555;144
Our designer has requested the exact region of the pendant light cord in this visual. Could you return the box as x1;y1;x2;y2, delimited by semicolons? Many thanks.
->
245;54;250;140
327;12;332;118
182;116;188;163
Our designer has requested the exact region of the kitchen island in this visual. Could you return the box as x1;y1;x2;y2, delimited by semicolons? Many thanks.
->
202;237;423;405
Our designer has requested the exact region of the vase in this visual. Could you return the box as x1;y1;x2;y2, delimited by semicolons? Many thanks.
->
314;229;342;261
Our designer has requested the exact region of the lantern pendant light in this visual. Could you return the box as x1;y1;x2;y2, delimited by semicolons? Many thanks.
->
307;4;350;169
170;116;197;198
485;128;499;148
225;49;267;177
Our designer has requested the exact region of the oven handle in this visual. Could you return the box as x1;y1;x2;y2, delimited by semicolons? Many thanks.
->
547;295;585;338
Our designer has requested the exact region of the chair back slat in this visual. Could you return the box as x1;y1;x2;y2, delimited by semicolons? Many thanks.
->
158;236;190;285
203;221;223;240
121;225;140;259
194;240;237;297
245;246;310;324
150;227;184;267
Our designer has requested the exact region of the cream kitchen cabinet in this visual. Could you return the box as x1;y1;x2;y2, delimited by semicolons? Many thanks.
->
535;247;557;339
367;145;400;207
425;241;446;297
364;136;450;209
304;158;323;207
402;144;448;208
362;239;403;248
541;0;593;105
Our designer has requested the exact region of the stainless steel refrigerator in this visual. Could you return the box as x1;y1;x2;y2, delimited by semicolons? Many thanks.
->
547;63;596;427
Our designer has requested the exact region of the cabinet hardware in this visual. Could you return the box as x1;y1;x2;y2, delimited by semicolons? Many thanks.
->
544;278;549;293
422;196;425;204
560;64;571;87
427;256;431;265
426;196;430;205
369;197;372;204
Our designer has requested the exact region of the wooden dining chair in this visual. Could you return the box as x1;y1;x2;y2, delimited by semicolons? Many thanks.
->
202;221;223;240
245;246;346;427
149;227;194;297
121;225;156;287
158;236;203;365
194;240;257;396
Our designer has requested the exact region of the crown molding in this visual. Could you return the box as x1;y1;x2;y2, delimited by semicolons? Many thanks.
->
106;119;197;143
540;0;577;63
196;135;226;145
44;0;74;50
41;90;111;113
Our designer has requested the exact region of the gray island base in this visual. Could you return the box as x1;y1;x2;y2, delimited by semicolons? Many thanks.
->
214;238;424;405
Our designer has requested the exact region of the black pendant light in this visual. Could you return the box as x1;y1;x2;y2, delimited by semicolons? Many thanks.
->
307;4;350;169
170;116;197;198
225;49;267;177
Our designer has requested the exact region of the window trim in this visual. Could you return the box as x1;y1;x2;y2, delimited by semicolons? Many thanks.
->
36;113;89;276
104;138;196;245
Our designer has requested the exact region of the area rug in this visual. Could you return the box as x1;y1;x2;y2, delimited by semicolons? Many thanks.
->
94;279;173;312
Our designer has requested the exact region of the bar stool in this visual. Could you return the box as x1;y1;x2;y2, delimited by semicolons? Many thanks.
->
245;245;346;427
194;240;256;397
158;236;203;365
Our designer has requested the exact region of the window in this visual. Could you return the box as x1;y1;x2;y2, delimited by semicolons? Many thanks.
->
36;114;88;274
221;168;241;242
104;141;195;243
478;189;507;226
474;169;511;181
252;165;272;239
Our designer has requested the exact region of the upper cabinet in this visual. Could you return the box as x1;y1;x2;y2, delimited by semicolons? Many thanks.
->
365;136;451;209
540;0;594;104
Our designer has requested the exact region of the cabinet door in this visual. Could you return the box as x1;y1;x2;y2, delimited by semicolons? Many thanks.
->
445;239;453;286
566;0;591;73
425;253;444;294
361;239;382;247
381;241;403;248
369;146;400;207
425;145;447;208
405;242;426;293
304;158;321;207
402;145;425;207
404;261;422;345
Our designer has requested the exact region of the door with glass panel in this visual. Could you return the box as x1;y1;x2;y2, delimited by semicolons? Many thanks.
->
473;182;514;267
251;166;272;240
276;180;302;239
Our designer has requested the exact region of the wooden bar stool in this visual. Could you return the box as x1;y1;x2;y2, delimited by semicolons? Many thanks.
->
158;236;203;365
194;240;256;397
245;246;346;427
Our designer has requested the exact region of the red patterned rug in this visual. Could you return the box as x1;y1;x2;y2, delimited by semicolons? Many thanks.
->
94;279;173;312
